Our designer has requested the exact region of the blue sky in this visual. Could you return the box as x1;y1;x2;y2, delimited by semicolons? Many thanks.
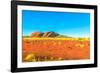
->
22;10;90;37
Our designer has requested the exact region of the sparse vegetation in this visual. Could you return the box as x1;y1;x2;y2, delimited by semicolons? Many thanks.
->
22;37;90;62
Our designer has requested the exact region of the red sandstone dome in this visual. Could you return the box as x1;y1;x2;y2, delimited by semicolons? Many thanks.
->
31;32;59;37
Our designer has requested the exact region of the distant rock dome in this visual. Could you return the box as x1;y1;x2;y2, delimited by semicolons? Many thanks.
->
31;31;59;37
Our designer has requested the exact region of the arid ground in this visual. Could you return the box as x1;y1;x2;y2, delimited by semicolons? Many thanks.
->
22;37;90;62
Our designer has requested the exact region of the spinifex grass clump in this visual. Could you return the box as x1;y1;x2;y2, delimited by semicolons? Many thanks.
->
23;53;66;62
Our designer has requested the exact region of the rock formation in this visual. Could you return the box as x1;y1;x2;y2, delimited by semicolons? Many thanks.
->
31;31;59;37
31;32;44;37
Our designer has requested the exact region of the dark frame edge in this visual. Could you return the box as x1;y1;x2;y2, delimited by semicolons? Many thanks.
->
13;64;97;72
11;1;17;72
14;1;97;9
94;6;98;67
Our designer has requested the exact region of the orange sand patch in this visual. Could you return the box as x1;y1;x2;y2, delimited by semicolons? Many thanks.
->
22;38;90;62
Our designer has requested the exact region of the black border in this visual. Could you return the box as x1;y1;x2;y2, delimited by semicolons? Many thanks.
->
11;1;97;72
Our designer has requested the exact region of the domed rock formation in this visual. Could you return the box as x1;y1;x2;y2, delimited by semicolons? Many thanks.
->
31;31;59;37
42;32;59;37
31;32;44;37
42;32;50;37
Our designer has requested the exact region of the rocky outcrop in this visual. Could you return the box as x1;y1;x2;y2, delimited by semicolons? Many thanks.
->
31;32;44;37
42;32;50;37
31;32;59;37
43;32;59;37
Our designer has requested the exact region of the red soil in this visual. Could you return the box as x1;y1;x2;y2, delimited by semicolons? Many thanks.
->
22;38;90;62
